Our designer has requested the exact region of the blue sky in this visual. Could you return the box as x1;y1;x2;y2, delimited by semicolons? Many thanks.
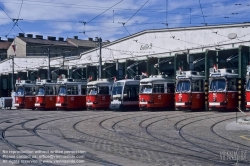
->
0;0;249;42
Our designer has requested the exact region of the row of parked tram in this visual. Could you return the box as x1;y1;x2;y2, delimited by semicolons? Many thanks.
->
13;66;250;111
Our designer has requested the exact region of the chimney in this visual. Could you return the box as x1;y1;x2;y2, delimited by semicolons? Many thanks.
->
19;33;25;37
27;34;33;38
8;38;14;42
74;36;78;39
58;37;64;41
35;35;43;39
88;38;93;41
47;36;56;41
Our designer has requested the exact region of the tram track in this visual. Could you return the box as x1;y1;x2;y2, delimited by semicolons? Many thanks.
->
174;112;250;165
174;113;236;154
210;116;250;149
0;111;122;166
1;110;248;166
23;112;121;166
143;112;243;165
73;111;231;165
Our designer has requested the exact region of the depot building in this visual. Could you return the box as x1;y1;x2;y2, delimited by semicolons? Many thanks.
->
0;23;250;96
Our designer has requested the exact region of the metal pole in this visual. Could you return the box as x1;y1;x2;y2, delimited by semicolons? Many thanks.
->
157;58;160;75
205;50;208;111
12;55;14;91
238;46;242;111
47;46;50;80
99;38;102;79
146;56;149;76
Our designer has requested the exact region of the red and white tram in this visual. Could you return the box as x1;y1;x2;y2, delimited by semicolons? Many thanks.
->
208;68;238;110
14;80;36;110
56;78;87;110
110;78;140;110
86;79;113;110
35;79;57;109
245;65;250;110
139;75;175;110
175;71;205;110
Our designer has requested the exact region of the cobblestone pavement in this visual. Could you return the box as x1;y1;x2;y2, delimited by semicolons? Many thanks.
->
0;109;249;166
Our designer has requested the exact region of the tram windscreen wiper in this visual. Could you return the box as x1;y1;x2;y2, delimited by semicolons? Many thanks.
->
58;86;66;95
246;80;250;90
140;85;152;93
176;81;190;92
210;79;226;91
16;87;24;96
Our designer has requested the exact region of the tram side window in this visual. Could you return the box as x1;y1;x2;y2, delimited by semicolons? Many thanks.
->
67;86;78;95
45;86;55;95
123;85;139;101
153;84;164;93
24;87;32;95
191;80;204;92
227;79;236;91
81;86;86;95
167;83;175;93
98;86;109;95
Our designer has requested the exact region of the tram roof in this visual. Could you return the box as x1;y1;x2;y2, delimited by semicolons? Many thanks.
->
140;75;174;83
209;68;238;78
87;79;113;86
114;79;140;85
176;71;205;80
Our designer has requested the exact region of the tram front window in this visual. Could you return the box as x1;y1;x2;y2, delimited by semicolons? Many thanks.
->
140;85;152;93
58;86;66;95
176;81;191;92
16;87;24;96
37;87;45;95
210;79;226;91
24;87;33;95
87;88;97;95
112;82;124;95
246;80;250;91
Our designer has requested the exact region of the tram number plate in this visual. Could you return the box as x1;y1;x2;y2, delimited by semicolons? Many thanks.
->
35;103;41;106
175;102;185;106
87;102;93;105
247;102;250;105
14;103;20;107
139;102;147;105
56;103;62;106
209;102;220;106
112;100;121;104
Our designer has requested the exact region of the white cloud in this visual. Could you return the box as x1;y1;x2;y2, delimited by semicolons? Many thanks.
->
0;0;249;41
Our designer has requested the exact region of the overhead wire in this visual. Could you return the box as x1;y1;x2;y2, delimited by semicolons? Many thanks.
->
125;0;149;24
0;0;249;12
17;0;23;20
87;0;123;24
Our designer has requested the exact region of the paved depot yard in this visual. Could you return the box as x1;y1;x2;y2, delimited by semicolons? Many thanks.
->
0;109;249;166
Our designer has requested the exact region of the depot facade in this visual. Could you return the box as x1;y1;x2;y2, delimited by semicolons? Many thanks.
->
0;23;250;98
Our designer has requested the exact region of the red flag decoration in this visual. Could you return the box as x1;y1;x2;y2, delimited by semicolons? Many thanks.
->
89;75;92;81
59;75;62;79
125;74;128;79
18;77;20;83
179;67;182;71
114;76;116;82
12;44;17;52
213;64;217;70
141;72;148;77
